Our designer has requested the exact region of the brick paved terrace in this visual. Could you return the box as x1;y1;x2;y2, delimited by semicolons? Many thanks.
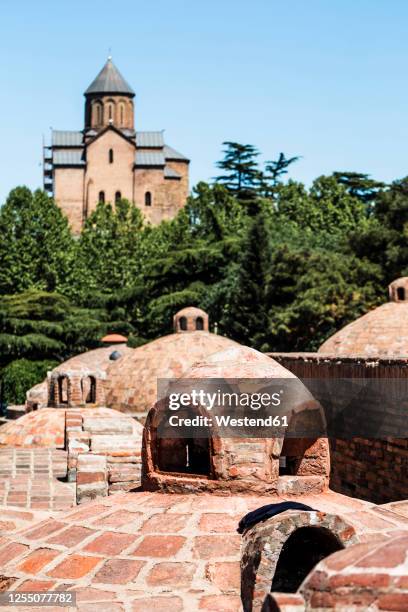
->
0;448;75;511
1;491;408;611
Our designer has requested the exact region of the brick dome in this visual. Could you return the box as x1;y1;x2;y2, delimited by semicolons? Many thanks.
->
0;407;140;448
296;534;408;611
106;330;240;413
0;408;65;448
26;345;133;410
142;345;330;495
319;277;408;356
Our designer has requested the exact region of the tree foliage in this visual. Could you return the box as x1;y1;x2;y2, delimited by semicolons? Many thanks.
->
0;187;76;295
2;142;408;404
0;290;107;368
1;359;57;406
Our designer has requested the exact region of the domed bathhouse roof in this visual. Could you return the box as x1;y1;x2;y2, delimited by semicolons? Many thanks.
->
0;407;142;448
0;408;66;448
319;277;408;356
106;308;240;414
142;345;330;495
25;345;133;411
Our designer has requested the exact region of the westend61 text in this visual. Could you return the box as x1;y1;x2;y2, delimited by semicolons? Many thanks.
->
168;414;289;427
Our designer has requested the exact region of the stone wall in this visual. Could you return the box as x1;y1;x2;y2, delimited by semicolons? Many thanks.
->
269;353;408;504
65;409;142;504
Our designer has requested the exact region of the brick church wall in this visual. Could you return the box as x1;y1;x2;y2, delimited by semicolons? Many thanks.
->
85;130;135;215
269;353;408;504
54;167;84;234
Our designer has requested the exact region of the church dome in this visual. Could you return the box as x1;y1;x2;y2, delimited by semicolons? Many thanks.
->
319;277;408;356
84;57;135;96
106;308;239;413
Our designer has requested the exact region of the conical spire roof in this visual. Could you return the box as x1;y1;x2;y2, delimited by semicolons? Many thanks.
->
84;57;135;96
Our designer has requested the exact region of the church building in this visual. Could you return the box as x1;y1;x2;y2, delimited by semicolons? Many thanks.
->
43;58;189;233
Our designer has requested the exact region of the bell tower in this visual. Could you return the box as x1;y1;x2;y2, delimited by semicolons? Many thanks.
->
84;57;135;132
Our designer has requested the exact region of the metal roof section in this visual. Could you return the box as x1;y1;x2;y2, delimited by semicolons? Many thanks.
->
52;131;83;147
135;151;165;167
164;144;189;161
84;58;135;96
53;149;85;166
122;128;136;138
164;165;182;179
136;131;164;148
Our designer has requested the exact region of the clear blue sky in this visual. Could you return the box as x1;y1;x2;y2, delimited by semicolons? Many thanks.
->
1;0;408;204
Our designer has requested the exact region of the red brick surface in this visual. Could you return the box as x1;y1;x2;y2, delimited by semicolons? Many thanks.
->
0;490;407;611
132;535;186;557
146;561;196;587
47;554;102;579
93;559;144;584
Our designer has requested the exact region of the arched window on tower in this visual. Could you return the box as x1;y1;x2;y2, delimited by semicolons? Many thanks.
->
397;287;405;301
98;191;105;203
119;103;125;126
95;102;102;126
115;191;121;203
108;104;113;121
145;191;152;206
109;149;114;164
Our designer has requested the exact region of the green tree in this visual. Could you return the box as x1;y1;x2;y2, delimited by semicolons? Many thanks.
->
350;176;408;281
0;290;107;368
216;204;272;349
262;152;300;197
140;183;248;338
215;142;260;199
1;359;57;406
265;224;382;350
74;198;145;298
333;171;384;208
276;176;368;235
0;187;76;295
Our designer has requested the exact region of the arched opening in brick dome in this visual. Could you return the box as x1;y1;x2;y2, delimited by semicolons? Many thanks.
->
196;316;204;330
278;406;328;481
58;376;69;405
240;511;357;612
271;526;343;593
155;406;212;476
179;316;187;331
397;286;405;301
82;376;96;404
279;438;317;476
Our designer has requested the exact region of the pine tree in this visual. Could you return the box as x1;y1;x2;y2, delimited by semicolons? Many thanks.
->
215;142;260;200
262;153;300;197
333;172;384;207
0;290;107;368
219;204;271;348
